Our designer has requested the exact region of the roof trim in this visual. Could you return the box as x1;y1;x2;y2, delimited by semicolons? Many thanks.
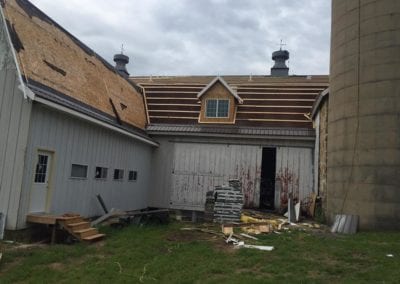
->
0;2;33;100
196;76;243;104
311;87;329;119
33;95;159;148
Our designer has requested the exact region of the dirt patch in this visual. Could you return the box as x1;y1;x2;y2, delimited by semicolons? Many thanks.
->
48;262;64;271
93;240;106;249
166;230;216;242
166;229;236;254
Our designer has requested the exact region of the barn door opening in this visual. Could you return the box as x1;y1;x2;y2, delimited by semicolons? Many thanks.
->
259;148;276;209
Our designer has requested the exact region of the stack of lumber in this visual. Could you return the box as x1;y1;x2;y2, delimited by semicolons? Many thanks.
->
213;180;244;223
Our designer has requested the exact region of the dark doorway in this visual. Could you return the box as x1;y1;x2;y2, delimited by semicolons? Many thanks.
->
259;148;276;209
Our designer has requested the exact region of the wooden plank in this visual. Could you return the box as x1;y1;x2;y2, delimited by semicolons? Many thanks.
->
222;222;271;228
26;214;57;225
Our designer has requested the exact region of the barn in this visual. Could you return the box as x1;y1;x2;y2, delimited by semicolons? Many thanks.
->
133;73;328;213
1;0;330;234
0;0;157;231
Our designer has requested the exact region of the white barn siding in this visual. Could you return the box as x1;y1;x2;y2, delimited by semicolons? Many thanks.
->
275;147;314;209
148;137;175;208
170;142;262;210
149;137;315;212
0;12;32;230
17;104;153;228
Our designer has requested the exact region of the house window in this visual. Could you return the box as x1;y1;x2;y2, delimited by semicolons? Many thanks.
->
95;167;108;179
113;169;124;180
128;170;138;181
206;99;229;118
71;164;88;178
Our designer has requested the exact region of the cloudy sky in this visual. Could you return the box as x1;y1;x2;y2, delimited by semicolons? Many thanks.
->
30;0;331;76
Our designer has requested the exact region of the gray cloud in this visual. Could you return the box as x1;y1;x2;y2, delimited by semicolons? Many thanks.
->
30;0;330;76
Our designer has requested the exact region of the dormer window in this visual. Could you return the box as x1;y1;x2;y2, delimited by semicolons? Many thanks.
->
197;76;243;124
206;99;229;118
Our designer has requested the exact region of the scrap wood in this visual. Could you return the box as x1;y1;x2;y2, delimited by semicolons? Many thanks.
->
309;193;317;217
91;208;126;226
236;243;274;251
6;242;47;251
239;233;258;240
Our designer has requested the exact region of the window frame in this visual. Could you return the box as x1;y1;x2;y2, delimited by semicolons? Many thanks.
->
205;99;230;118
128;170;138;182
34;154;49;183
95;166;108;180
113;169;124;181
70;163;88;179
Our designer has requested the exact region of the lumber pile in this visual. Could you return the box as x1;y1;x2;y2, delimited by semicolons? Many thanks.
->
213;180;244;223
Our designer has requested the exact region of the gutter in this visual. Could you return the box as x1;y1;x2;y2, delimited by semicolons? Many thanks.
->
35;96;159;147
147;130;315;141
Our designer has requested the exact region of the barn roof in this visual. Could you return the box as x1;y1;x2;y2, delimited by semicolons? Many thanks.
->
133;75;329;129
1;0;148;132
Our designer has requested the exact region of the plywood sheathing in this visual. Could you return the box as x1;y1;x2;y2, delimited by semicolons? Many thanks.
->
3;0;147;129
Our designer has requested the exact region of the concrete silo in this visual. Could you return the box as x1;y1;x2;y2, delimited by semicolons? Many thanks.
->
328;0;400;229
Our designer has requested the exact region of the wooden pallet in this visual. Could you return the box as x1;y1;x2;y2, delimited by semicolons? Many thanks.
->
27;213;105;243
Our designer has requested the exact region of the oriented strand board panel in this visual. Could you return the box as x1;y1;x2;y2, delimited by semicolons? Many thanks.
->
2;0;147;129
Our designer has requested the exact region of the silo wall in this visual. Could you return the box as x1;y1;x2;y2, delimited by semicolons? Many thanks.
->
328;0;400;229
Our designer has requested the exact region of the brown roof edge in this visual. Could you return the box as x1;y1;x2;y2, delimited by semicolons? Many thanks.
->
311;88;329;119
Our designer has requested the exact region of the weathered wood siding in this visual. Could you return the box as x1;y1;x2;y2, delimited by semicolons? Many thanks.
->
149;137;314;211
170;142;262;209
275;147;314;210
17;104;153;228
0;11;32;230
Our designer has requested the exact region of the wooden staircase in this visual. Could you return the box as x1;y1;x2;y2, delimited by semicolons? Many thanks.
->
27;213;105;243
58;215;105;242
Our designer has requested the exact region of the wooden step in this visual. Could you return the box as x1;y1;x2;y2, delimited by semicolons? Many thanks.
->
68;222;90;231
82;233;106;242
61;216;84;225
74;228;99;238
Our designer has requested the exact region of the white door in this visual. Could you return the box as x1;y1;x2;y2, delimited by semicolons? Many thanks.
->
29;151;52;213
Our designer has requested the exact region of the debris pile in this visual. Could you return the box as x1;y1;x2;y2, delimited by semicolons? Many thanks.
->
213;180;244;223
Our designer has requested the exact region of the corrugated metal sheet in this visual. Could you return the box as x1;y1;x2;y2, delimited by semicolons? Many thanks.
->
17;104;153;228
0;13;32;230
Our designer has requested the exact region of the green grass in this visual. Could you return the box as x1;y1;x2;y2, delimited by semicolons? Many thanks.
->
1;223;400;283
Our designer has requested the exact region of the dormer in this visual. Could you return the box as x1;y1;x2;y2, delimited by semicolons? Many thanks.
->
197;77;243;124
